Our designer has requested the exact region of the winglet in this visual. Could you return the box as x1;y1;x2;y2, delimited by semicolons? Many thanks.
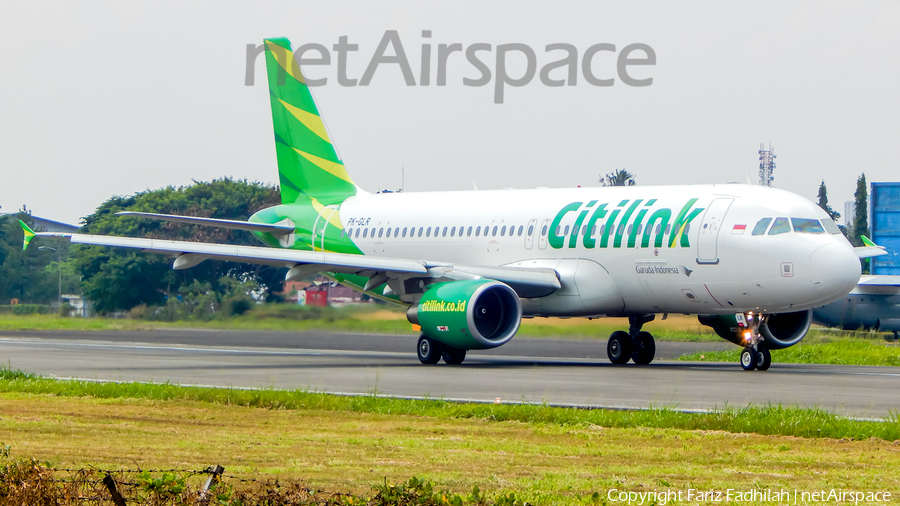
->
18;220;36;250
861;235;877;247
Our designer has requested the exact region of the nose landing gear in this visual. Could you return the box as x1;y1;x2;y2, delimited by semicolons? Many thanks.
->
738;313;771;371
607;315;657;365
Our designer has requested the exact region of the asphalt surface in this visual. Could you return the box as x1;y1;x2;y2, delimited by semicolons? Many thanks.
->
0;329;897;418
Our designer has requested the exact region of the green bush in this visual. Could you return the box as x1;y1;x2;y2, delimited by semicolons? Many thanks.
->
222;296;253;316
0;305;51;315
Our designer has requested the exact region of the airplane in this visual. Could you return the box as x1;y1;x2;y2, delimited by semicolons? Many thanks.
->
812;274;900;341
19;37;886;371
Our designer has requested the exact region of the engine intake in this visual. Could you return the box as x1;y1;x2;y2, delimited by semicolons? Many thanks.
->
407;279;522;350
698;309;812;349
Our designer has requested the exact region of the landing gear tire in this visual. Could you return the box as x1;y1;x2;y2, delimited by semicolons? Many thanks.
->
441;347;467;365
607;331;632;365
631;331;656;365
756;346;771;371
740;346;758;371
417;335;443;365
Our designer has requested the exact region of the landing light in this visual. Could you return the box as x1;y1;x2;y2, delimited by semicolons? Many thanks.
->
743;331;752;343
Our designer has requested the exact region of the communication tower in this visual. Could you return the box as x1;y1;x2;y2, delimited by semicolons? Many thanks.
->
758;143;776;187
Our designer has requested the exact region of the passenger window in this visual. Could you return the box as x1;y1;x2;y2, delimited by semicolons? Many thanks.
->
418;227;423;237
395;227;399;237
591;225;597;235
467;226;473;236
501;225;507;236
378;228;384;238
617;224;624;236
528;225;534;236
768;217;791;235
355;229;361;238
655;223;661;235
684;224;690;234
600;224;605;235
636;224;642;235
563;225;569;236
627;225;632;235
426;227;432;237
363;229;368;238
450;227;456;237
556;225;561;235
518;225;524;236
665;224;671;235
821;218;841;234
751;218;772;236
541;225;547;236
492;226;498;236
385;228;391;238
792;218;825;234
402;227;407;237
442;227;448;237
475;226;481;236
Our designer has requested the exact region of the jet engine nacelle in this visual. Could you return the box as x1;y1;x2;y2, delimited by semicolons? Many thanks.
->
698;309;812;349
407;279;522;350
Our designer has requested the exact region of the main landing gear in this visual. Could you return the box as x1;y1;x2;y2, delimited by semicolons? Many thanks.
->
417;335;467;365
607;315;656;365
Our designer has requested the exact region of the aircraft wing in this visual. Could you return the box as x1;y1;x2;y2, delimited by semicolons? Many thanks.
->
852;275;900;294
116;212;295;236
19;221;561;298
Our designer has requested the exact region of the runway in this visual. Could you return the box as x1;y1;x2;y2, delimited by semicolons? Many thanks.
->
1;329;898;418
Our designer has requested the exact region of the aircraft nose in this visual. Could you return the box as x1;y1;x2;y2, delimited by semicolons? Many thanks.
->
809;242;860;300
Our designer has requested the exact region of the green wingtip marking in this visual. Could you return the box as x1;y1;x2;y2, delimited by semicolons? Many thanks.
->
861;235;876;247
18;220;35;250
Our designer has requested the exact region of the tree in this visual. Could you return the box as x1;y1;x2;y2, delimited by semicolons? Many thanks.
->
816;181;840;222
850;173;870;247
600;169;636;187
72;178;283;313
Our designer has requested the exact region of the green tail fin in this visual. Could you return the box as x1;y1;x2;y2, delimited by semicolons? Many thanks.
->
18;220;36;250
264;38;357;206
861;235;877;247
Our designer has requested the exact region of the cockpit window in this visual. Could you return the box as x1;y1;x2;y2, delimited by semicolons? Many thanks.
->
791;218;825;234
751;218;772;236
820;218;841;235
768;217;791;235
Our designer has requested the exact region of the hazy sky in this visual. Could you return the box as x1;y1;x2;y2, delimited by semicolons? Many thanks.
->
1;1;897;226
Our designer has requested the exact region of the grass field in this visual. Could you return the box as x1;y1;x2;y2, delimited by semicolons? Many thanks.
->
1;370;899;504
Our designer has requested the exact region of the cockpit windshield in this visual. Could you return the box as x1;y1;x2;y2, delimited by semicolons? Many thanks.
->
768;217;791;235
791;218;825;234
754;217;837;236
820;218;842;234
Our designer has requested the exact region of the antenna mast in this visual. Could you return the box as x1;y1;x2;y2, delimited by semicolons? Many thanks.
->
758;143;776;187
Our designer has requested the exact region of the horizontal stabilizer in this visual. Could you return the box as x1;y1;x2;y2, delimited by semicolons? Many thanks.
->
854;236;887;259
116;212;295;236
854;246;888;259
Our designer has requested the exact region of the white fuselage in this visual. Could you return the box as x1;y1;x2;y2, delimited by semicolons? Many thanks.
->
336;184;860;317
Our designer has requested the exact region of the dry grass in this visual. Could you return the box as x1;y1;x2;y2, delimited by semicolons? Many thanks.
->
1;393;898;504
